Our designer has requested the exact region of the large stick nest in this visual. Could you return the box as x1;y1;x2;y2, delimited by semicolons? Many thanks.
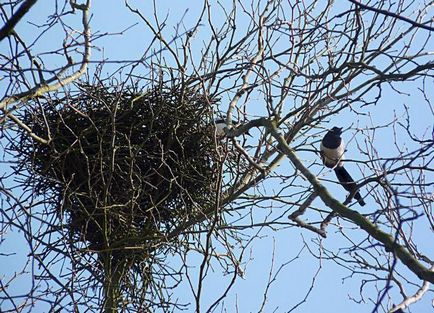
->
18;82;223;254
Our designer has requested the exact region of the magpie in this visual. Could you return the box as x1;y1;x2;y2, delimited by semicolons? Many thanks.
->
320;127;366;206
214;118;229;137
213;116;251;137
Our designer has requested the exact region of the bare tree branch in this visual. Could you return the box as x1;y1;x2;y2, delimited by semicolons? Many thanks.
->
0;0;38;42
348;0;434;32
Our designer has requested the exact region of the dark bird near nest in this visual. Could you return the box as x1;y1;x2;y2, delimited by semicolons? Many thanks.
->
214;118;229;137
320;127;366;206
213;116;251;137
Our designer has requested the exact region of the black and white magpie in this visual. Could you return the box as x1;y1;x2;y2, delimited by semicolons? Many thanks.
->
320;127;366;206
213;116;251;137
214;118;229;137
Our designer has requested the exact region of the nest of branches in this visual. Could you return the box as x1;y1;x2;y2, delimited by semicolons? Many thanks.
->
17;82;223;257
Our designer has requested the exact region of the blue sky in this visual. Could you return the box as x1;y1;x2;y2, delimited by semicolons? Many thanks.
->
1;1;433;312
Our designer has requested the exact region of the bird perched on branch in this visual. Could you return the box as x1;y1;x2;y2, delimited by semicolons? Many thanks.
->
320;127;366;206
214;117;230;137
213;116;251;137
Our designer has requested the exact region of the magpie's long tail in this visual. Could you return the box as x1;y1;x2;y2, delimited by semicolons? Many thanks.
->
334;166;366;206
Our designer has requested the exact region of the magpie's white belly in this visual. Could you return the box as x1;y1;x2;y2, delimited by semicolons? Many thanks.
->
320;142;345;168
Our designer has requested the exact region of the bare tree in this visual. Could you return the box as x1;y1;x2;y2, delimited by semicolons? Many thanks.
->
1;0;433;312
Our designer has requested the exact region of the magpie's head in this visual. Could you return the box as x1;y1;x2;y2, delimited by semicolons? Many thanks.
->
214;116;241;126
214;117;226;124
330;126;343;135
